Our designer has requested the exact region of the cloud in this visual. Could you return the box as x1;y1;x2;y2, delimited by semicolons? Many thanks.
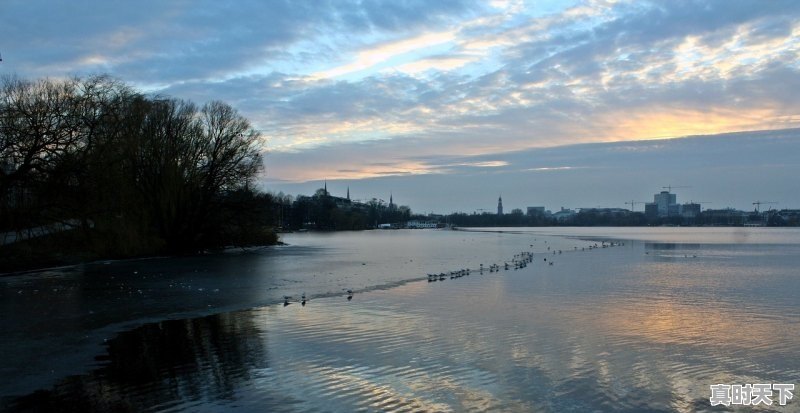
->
312;30;459;79
4;0;800;202
391;55;476;75
1;0;482;83
523;166;587;172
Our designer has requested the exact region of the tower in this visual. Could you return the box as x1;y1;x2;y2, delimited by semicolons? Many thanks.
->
497;196;503;215
389;192;394;210
346;186;350;201
324;180;328;196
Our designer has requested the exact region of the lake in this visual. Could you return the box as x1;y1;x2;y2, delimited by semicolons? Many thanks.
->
2;227;799;412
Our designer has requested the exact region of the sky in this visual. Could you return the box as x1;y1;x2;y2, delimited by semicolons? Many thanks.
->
2;0;799;213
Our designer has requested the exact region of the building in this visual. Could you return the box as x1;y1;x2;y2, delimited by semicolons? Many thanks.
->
527;206;546;217
579;207;630;215
552;207;576;221
318;182;360;210
497;196;503;215
654;191;677;216
703;208;748;225
645;190;679;218
644;203;659;218
668;203;680;217
680;202;702;218
407;220;439;229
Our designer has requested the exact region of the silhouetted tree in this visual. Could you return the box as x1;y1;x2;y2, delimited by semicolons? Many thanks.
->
1;75;271;270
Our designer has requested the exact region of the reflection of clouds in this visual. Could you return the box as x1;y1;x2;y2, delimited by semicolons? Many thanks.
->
13;235;799;411
251;293;513;412
594;296;789;350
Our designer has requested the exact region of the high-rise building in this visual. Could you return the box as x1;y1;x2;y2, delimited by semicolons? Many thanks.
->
646;190;679;217
497;196;503;215
654;191;676;216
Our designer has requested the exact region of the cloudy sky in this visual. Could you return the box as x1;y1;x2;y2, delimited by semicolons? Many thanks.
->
2;0;799;212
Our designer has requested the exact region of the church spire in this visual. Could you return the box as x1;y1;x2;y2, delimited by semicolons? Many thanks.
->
324;180;328;196
497;195;503;216
346;186;350;201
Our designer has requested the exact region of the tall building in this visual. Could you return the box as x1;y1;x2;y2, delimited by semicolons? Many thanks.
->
654;191;676;216
646;190;678;218
346;186;350;201
497;196;503;215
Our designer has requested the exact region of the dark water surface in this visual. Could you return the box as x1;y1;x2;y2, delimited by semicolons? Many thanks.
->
2;228;799;412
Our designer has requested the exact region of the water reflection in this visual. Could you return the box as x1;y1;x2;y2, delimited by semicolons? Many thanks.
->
3;230;800;412
1;230;588;398
5;313;270;412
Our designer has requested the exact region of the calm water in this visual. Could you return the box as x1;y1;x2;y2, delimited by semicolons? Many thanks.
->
2;228;799;412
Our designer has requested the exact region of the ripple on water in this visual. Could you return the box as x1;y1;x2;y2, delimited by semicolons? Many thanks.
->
4;238;800;412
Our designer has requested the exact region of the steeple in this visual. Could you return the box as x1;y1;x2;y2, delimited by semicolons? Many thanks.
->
497;195;503;216
324;180;328;196
346;186;350;201
389;192;394;209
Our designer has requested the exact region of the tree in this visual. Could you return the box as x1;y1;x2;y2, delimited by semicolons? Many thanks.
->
1;74;272;268
0;76;84;232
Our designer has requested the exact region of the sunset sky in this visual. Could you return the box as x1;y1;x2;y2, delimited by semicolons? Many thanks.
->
2;0;799;212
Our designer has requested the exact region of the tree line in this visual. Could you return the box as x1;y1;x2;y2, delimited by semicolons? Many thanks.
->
1;75;272;270
444;209;799;227
268;189;411;231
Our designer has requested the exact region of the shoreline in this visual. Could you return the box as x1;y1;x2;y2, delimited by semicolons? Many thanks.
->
0;242;288;277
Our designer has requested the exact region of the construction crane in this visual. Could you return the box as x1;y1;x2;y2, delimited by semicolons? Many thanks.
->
662;185;691;192
624;200;648;211
752;201;777;213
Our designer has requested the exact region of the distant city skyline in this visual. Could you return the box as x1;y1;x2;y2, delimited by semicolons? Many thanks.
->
266;128;800;214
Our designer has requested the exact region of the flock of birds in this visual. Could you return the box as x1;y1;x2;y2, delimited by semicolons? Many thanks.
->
425;240;625;283
426;250;536;282
283;239;627;307
284;289;354;306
